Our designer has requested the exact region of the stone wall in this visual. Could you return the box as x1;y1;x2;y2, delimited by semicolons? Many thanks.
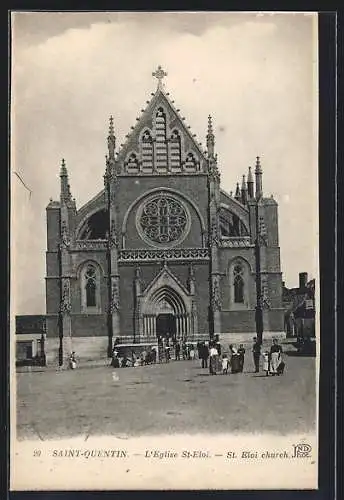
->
220;308;284;334
45;336;108;366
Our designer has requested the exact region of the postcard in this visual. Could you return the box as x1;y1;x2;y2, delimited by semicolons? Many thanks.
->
10;11;319;491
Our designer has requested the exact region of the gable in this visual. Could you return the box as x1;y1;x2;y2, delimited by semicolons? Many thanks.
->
142;264;190;299
116;89;208;175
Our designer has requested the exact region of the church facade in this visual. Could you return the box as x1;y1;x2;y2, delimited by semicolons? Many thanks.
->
45;67;284;364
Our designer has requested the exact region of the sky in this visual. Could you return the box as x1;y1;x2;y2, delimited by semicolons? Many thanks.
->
11;11;318;315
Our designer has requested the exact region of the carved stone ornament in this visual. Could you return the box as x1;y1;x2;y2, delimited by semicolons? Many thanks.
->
110;219;119;247
110;280;120;313
209;160;220;181
189;264;195;280
61;220;70;247
137;194;189;246
210;217;219;246
188;266;196;294
258;216;268;246
211;276;222;311
61;278;71;313
75;240;107;250
262;278;271;309
119;248;210;262
220;237;252;248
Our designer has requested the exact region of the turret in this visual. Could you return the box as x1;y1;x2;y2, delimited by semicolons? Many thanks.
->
241;175;247;205
60;158;72;203
255;156;263;199
107;115;116;161
234;182;241;202
247;166;254;198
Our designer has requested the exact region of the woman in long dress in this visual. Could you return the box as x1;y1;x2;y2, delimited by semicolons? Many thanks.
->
230;346;240;374
269;339;283;375
209;343;218;375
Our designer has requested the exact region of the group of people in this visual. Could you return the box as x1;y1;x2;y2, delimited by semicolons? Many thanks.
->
261;338;285;376
249;337;285;376
111;346;159;367
198;337;285;377
158;337;196;363
202;341;246;375
110;337;198;368
100;335;285;376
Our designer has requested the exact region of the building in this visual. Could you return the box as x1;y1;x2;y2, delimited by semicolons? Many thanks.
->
16;315;46;366
282;272;315;338
45;67;285;365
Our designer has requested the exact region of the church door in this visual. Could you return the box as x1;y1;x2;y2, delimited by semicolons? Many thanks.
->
156;313;176;339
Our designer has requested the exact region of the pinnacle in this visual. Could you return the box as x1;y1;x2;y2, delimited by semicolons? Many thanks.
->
255;156;262;173
207;115;214;136
60;158;68;176
247;166;254;183
108;115;114;137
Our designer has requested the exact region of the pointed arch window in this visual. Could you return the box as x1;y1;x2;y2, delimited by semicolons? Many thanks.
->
80;262;101;313
229;259;250;309
85;265;97;307
125;153;139;172
141;129;153;171
184;151;198;171
155;107;168;169
170;129;182;169
233;264;244;303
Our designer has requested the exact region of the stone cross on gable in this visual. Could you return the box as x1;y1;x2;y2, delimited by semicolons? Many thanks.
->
152;65;167;89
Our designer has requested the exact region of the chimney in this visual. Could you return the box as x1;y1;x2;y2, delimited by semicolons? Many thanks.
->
299;272;308;289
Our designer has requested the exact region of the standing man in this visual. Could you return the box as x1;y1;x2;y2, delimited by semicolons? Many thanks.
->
252;337;261;373
204;342;209;368
175;341;181;361
165;339;171;363
200;342;209;368
238;344;246;373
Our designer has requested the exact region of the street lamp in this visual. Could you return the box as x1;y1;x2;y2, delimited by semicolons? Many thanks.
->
254;199;264;345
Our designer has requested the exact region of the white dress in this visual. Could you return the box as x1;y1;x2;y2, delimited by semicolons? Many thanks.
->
270;351;281;373
222;358;229;371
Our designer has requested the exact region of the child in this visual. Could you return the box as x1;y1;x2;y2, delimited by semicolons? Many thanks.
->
111;350;120;368
277;360;285;375
222;354;230;374
262;351;270;376
69;352;77;370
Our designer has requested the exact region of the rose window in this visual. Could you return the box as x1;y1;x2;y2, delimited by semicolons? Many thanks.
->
138;196;188;244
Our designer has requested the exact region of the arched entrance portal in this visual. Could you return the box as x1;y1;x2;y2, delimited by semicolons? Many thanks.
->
156;314;176;339
141;286;191;341
138;264;197;342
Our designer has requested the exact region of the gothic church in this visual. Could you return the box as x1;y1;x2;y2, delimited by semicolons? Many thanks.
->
45;67;284;364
